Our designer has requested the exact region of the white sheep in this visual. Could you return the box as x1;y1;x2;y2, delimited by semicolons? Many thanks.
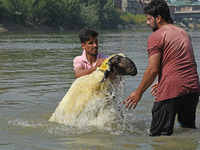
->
49;53;137;126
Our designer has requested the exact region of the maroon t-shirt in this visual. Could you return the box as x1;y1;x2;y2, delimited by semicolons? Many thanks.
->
147;24;200;102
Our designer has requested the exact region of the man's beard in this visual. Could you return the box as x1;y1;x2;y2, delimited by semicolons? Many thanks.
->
152;20;159;32
153;26;158;32
86;50;98;56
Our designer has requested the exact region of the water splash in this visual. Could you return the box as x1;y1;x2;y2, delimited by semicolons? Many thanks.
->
49;77;143;134
8;118;43;128
7;77;151;136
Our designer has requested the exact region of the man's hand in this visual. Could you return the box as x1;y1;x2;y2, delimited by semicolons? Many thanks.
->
123;91;142;110
95;58;105;67
151;82;158;96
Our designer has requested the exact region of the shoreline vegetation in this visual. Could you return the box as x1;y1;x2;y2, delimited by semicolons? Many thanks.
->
0;0;147;32
0;0;200;32
1;19;200;33
0;20;151;32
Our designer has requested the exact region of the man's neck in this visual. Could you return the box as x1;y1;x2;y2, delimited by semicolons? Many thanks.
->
158;20;171;29
86;54;97;66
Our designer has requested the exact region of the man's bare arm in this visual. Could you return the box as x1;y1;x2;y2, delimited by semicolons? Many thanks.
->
74;58;105;78
123;52;161;109
74;66;97;78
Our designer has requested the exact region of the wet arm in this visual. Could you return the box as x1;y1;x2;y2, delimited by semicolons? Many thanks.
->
74;66;97;78
124;52;161;109
74;58;105;78
136;52;161;96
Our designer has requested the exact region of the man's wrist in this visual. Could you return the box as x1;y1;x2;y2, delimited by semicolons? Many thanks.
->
135;89;143;97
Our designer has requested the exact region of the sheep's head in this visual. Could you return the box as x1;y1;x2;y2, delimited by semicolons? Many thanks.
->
99;53;137;83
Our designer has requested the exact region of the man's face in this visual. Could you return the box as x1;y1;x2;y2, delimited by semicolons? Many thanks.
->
81;36;98;56
146;15;159;32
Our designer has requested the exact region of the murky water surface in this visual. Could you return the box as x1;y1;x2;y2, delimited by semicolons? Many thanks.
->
0;29;200;150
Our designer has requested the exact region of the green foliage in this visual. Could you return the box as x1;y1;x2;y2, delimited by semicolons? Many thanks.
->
120;12;146;25
80;3;99;28
80;0;120;29
39;0;70;27
120;13;131;24
3;0;34;23
65;0;82;29
101;0;120;28
133;14;146;25
0;0;146;29
0;0;8;19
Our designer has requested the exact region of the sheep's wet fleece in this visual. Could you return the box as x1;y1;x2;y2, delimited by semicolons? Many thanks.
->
49;53;137;126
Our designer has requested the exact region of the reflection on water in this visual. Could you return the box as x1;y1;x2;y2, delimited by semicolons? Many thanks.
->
0;30;200;150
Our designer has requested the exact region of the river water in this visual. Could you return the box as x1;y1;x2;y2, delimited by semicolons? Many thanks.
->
0;29;199;150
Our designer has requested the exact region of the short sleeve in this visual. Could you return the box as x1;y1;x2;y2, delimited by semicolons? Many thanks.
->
73;56;82;71
147;34;162;57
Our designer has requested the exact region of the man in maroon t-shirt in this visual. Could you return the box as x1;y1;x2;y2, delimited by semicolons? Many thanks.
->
123;0;200;136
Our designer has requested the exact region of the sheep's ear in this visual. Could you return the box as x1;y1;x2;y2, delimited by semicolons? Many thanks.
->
108;55;121;66
108;56;115;66
100;69;111;83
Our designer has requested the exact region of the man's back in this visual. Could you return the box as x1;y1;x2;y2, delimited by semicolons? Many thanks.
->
147;24;200;102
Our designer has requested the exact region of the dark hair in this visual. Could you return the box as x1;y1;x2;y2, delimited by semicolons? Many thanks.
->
78;28;98;43
144;0;171;22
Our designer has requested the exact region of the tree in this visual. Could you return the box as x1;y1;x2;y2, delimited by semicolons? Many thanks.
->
4;0;33;23
66;0;82;29
0;0;9;20
80;3;99;29
33;0;69;27
101;0;120;28
0;0;146;30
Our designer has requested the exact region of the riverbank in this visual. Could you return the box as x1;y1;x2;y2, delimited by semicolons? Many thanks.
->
0;20;54;32
1;20;200;32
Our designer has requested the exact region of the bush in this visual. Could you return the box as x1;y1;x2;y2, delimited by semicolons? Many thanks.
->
80;3;100;29
120;12;146;25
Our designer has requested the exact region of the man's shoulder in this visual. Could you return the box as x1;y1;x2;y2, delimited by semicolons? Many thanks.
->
98;53;109;59
73;55;83;62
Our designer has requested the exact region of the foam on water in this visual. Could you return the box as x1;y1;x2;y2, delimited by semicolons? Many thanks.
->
8;118;43;128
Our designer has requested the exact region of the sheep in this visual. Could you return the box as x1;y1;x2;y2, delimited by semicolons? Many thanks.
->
49;53;137;126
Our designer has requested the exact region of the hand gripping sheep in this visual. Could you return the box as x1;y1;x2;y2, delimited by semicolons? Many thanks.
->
49;53;137;125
